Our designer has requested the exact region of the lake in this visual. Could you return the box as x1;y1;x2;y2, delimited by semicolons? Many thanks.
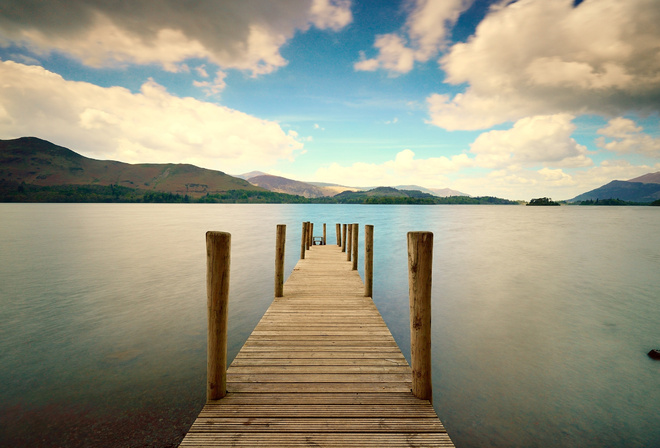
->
0;203;658;447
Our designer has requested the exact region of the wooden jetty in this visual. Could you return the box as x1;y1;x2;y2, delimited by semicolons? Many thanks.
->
180;224;454;447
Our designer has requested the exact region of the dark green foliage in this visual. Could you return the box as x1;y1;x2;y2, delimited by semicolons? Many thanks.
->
576;198;641;206
652;199;660;206
527;197;560;206
0;181;518;205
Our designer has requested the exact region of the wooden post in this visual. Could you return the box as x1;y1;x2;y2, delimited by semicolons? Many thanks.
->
346;223;352;261
336;223;341;246
407;231;433;403
300;222;306;259
341;224;347;252
206;231;230;401
365;225;373;297
351;223;359;270
305;222;310;250
323;223;326;245
275;224;285;297
309;222;314;247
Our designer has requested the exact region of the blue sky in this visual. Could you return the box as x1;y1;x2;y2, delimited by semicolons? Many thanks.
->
1;0;659;200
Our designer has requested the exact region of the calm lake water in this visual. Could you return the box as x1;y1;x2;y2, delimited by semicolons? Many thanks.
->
1;204;659;447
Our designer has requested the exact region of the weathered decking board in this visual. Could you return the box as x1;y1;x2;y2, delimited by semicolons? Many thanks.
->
180;244;454;447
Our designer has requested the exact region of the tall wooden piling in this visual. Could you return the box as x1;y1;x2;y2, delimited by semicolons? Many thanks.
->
351;223;359;270
365;225;374;297
305;222;311;250
206;231;231;401
336;223;341;246
300;222;306;259
341;224;347;252
309;223;314;247
407;231;433;403
275;224;286;298
323;223;327;245
346;224;352;261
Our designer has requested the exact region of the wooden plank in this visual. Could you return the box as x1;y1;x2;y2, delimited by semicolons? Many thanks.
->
180;433;455;447
207;392;430;405
227;382;412;393
190;417;445;432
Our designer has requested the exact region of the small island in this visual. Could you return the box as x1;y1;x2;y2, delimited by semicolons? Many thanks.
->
527;197;560;206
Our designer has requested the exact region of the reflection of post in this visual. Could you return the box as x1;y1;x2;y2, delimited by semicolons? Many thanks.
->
342;224;347;252
275;224;286;298
351;223;359;270
365;225;373;297
300;222;306;259
336;223;341;246
407;231;433;403
206;231;230;401
323;223;326;245
346;224;352;261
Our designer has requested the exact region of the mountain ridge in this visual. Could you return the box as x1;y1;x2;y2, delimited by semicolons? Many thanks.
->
0;137;262;197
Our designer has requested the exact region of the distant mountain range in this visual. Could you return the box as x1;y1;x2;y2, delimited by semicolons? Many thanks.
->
4;136;658;204
240;177;468;198
246;174;331;198
568;172;660;203
1;137;261;197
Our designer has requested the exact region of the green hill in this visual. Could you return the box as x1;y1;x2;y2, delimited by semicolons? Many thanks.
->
0;137;262;197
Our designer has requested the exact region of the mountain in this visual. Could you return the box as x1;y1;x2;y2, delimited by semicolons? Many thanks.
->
332;187;516;204
396;185;468;197
0;137;262;197
235;170;268;180
334;186;452;200
247;174;329;198
569;172;660;203
628;172;660;184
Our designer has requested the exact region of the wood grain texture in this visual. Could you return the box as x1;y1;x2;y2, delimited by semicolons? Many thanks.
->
182;243;454;447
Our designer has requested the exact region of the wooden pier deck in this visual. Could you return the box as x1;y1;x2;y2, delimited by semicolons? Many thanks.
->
180;243;454;447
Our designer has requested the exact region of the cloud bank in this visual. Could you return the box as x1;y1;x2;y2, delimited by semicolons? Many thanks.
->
429;0;660;129
0;0;352;75
355;0;473;74
0;61;304;172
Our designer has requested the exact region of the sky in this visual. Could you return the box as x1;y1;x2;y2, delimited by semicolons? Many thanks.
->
1;0;659;200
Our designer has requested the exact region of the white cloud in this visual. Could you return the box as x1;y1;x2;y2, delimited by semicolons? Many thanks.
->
315;149;472;187
0;61;304;172
355;34;416;74
310;0;353;31
429;0;660;130
0;1;352;76
596;117;660;157
193;70;228;96
195;65;210;78
469;114;592;169
449;160;660;200
355;0;473;74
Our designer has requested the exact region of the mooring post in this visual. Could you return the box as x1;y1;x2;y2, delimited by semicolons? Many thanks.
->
206;231;230;401
407;231;433;403
309;222;314;247
351;223;359;270
346;223;352;261
342;224;347;252
365;225;374;297
336;223;341;246
323;223;327;245
305;222;311;250
275;224;286;297
300;222;306;259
